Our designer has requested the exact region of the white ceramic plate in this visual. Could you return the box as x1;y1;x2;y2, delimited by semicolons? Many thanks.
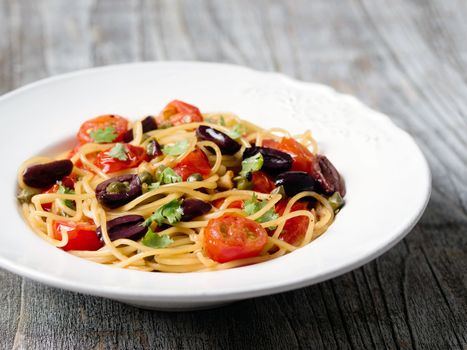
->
0;62;430;310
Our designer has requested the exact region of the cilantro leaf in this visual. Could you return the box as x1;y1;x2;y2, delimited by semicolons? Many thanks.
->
162;139;189;156
227;123;246;139
108;143;129;161
240;152;263;177
144;199;184;227
89;126;118;143
141;227;174;248
58;184;75;209
244;194;279;225
157;167;182;184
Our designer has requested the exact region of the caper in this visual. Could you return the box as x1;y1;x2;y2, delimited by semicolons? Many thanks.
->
17;188;39;204
154;165;167;182
138;171;153;185
328;192;344;212
236;178;252;190
186;173;203;182
106;181;130;194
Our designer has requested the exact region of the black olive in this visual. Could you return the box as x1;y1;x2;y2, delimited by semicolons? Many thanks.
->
196;126;241;155
95;174;142;209
275;171;318;197
181;198;212;221
146;138;163;158
96;215;146;242
23;159;73;188
243;146;292;174
123;116;157;142
310;155;346;196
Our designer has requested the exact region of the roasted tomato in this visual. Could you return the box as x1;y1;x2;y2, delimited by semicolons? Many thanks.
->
204;213;268;263
251;171;275;193
156;100;203;127
212;198;244;209
275;199;310;245
77;115;129;144
95;144;147;173
266;137;314;173
53;220;102;251
41;175;77;212
173;149;211;181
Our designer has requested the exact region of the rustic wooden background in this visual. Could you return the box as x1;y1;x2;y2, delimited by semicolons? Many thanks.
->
1;0;466;349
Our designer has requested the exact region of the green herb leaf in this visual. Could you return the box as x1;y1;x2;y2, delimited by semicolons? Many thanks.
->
240;152;263;177
144;199;184;227
141;227;174;248
162;139;189;156
227;124;246;139
58;184;75;209
108;143;129;161
157;167;182;184
89;126;118;143
244;194;279;225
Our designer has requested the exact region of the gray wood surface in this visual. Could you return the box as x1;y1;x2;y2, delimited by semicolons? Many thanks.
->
1;0;466;349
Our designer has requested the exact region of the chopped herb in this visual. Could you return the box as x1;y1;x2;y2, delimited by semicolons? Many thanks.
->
58;184;75;209
162;139;189;156
240;152;263;177
227;124;246;139
144;199;184;227
89;126;118;143
108;143;129;161
156;167;182;184
244;194;279;225
219;115;226;126
142;227;174;248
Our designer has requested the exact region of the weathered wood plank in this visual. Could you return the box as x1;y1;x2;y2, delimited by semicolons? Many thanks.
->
0;0;466;349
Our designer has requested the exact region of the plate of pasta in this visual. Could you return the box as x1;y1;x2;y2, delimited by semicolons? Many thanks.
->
0;62;430;310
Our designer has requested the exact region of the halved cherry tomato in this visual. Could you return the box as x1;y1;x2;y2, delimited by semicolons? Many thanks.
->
251;171;275;193
204;213;268;263
156;100;203;127
173;149;211;181
77;115;128;144
275;199;310;245
212;198;244;209
41;175;77;212
53;220;102;251
266;137;314;173
95;144;148;173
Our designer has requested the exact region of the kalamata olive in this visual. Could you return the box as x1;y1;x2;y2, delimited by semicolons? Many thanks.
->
310;155;346;196
196;126;241;155
146;138;163;158
181;198;212;221
95;174;142;209
275;171;318;197
96;215;146;242
23;159;73;188
243;146;292;174
123;116;157;142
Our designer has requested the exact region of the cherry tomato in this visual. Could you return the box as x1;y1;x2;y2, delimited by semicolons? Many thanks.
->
275;200;310;245
212;198;244;209
173;149;211;181
156;100;203;127
251;171;275;193
77;115;129;144
95;144;148;173
204;213;268;263
266;137;314;173
53;220;102;251
41;175;77;212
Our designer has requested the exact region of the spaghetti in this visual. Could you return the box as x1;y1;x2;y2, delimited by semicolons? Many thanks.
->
17;100;346;272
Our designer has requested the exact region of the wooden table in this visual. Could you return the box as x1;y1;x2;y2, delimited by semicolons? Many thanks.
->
1;1;466;349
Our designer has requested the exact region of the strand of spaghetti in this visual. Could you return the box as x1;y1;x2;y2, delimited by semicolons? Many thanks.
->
196;140;223;174
200;249;286;271
130;120;143;146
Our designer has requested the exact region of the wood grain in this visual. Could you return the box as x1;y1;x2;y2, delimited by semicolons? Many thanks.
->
0;0;466;349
